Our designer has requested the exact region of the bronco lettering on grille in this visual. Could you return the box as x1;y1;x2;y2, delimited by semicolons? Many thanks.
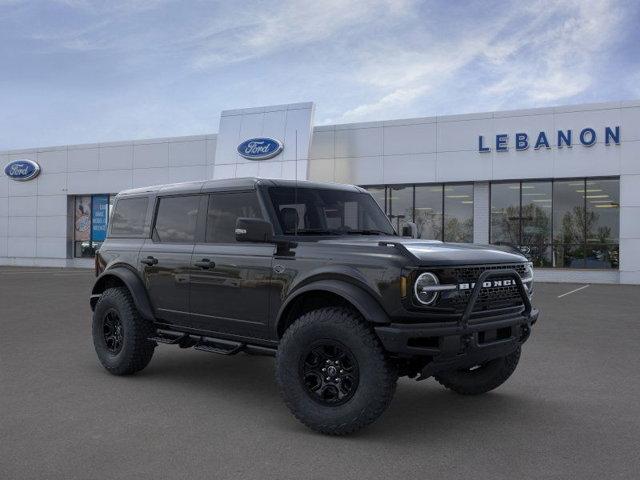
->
458;279;514;290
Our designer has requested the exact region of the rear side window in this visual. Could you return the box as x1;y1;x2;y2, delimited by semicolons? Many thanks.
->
110;197;149;237
205;192;262;243
153;195;201;243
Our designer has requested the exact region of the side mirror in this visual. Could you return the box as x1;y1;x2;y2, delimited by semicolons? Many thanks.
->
401;222;418;238
235;217;274;243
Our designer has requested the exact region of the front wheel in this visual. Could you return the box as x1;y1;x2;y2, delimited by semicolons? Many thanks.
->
434;347;521;395
276;307;397;435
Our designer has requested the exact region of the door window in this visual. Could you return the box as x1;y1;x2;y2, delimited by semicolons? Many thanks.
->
205;192;263;243
153;195;200;243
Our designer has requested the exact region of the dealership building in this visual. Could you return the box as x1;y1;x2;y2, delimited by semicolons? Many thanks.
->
1;100;639;284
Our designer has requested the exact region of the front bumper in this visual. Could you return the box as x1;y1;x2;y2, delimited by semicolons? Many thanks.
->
375;268;539;378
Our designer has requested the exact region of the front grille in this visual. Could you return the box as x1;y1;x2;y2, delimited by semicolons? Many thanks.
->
433;263;527;315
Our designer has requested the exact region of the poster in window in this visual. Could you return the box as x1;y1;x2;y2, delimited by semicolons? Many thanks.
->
91;195;109;242
75;196;91;242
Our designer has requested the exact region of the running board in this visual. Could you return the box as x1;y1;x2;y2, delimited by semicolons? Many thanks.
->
148;329;277;357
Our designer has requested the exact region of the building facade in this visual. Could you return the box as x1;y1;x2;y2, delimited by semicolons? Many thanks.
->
1;100;639;284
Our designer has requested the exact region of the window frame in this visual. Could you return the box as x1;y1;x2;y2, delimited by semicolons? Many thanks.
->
104;194;148;239
489;176;620;269
202;189;266;245
150;193;205;245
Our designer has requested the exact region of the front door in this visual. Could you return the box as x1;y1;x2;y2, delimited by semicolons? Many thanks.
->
139;194;203;327
189;191;274;338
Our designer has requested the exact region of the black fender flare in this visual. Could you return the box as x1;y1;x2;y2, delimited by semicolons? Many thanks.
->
276;279;390;336
90;267;155;321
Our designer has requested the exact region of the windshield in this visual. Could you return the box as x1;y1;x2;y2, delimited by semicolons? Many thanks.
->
267;186;396;236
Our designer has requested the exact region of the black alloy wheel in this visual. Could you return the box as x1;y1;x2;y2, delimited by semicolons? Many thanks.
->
102;309;124;354
300;341;359;406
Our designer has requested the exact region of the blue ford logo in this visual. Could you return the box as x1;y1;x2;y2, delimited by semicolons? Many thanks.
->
237;137;283;160
4;159;41;181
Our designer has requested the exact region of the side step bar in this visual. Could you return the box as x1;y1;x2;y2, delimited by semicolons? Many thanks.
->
148;328;277;357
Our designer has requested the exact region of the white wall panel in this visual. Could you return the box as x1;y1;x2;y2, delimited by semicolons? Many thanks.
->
382;153;436;185
37;215;67;237
167;165;207;183
235;162;260;178
620;106;640;142
437;151;492;182
132;167;170;188
169;140;206;167
134;142;169;169
8;217;36;237
309;130;334;159
335;157;383;185
37;172;67;195
8;196;37;217
383;123;436;155
68;147;99;171
37;195;67;217
0;198;7;217
438;118;493;152
335;127;382;158
308;159;335;182
36;237;67;258
36;149;67;173
67;171;101;194
8;237;36;257
620;140;640;175
99;144;133;170
8;178;37;196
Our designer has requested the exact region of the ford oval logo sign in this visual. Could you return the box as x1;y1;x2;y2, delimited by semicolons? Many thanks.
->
4;159;41;181
237;137;283;160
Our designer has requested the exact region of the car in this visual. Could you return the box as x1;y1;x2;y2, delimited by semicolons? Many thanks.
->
90;177;538;435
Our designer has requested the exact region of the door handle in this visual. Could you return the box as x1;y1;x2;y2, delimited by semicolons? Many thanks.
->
141;256;158;266
194;258;214;269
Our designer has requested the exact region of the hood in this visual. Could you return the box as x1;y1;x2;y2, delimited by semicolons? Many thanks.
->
317;236;527;266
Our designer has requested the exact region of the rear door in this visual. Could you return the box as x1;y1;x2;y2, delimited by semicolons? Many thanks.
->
139;194;204;327
189;191;274;338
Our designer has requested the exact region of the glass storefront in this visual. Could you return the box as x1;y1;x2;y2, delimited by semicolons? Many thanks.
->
490;178;619;269
364;183;474;241
74;194;115;257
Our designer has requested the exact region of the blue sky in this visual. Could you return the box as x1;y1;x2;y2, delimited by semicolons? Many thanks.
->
1;0;639;150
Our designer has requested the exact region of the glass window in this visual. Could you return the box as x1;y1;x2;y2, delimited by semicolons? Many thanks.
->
521;181;552;266
206;192;263;243
553;180;586;268
153;195;200;243
74;194;116;257
388;186;413;234
267;187;395;236
414;185;442;240
365;187;386;213
444;184;473;243
585;179;619;269
490;183;520;246
110;197;148;237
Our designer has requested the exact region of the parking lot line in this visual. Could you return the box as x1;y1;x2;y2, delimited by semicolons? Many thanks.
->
557;284;590;298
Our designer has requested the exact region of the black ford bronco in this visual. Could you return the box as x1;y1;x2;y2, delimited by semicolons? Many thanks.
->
90;178;538;435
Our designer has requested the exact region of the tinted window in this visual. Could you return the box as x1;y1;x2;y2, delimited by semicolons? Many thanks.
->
388;185;413;233
153;195;200;243
206;192;262;243
110;197;149;237
490;182;520;245
268;187;395;236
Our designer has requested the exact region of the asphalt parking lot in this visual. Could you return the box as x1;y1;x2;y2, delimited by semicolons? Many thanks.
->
1;268;639;479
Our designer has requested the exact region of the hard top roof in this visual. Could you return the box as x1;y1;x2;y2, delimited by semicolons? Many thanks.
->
117;177;364;197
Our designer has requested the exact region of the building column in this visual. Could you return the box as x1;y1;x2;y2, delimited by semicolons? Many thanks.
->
473;181;489;244
619;173;640;284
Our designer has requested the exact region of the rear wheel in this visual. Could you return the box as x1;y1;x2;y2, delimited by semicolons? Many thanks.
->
434;347;521;395
92;287;155;375
276;307;397;435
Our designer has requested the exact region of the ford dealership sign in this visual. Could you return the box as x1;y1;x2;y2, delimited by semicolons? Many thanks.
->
237;138;283;160
478;126;620;152
4;159;41;181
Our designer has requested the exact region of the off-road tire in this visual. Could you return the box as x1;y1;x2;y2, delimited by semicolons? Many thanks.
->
434;347;521;395
92;287;155;375
276;307;397;435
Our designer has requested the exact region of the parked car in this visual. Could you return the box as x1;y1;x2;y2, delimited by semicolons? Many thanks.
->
90;178;538;435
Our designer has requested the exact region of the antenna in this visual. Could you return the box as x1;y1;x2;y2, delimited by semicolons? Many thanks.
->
294;129;298;236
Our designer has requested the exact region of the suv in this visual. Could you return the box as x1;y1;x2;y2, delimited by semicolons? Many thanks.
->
90;178;538;435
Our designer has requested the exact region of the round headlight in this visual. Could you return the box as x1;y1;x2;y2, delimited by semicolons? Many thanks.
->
414;272;440;305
